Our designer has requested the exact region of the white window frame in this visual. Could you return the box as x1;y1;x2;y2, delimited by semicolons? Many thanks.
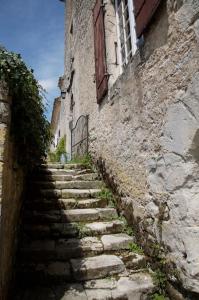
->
115;0;137;73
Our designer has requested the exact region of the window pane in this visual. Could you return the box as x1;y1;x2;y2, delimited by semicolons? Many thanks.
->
118;2;122;17
123;0;128;7
124;6;129;21
119;17;123;31
125;21;131;37
121;47;126;62
126;37;132;54
120;31;124;46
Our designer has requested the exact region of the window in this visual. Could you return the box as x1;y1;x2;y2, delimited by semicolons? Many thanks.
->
115;0;137;70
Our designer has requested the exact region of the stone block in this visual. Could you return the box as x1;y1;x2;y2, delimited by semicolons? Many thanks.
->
71;255;125;281
0;101;10;124
101;233;134;251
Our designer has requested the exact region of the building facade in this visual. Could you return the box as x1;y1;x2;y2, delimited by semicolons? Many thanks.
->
50;96;61;151
58;0;199;294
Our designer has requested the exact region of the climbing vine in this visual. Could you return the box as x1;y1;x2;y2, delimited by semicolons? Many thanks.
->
0;47;51;168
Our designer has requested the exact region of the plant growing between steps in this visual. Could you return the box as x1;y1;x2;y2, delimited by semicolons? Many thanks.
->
128;242;144;255
75;223;92;238
69;153;93;169
118;215;134;236
151;293;166;300
97;187;116;208
0;48;51;167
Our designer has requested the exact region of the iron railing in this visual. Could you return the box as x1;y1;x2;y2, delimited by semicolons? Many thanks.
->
71;115;89;159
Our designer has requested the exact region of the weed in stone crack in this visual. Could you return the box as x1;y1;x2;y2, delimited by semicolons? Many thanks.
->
98;188;116;207
69;154;93;169
75;223;91;238
128;242;144;255
152;269;167;294
118;216;134;236
151;293;166;300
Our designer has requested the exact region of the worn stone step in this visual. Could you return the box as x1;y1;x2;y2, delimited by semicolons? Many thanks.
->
24;223;79;238
15;284;87;300
23;208;118;224
20;234;136;262
15;273;154;299
33;180;103;190
35;168;87;176
83;220;125;236
41;163;91;170
118;251;147;270
25;198;107;211
24;220;125;239
31;188;102;199
61;188;101;199
41;163;64;169
17;261;71;284
64;163;88;170
101;233;134;251
84;273;154;300
20;237;104;261
32;173;99;183
71;254;125;281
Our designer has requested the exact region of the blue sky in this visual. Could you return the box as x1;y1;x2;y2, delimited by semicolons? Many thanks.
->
0;0;65;120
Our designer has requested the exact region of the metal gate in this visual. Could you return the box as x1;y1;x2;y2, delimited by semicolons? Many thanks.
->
71;115;89;159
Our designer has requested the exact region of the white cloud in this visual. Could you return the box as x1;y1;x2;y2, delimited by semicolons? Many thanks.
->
39;77;58;92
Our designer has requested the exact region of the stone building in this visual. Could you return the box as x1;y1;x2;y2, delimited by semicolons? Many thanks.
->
58;0;199;295
50;97;61;151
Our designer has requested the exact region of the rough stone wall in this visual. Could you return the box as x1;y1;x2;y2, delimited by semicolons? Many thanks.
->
63;0;199;293
0;83;25;300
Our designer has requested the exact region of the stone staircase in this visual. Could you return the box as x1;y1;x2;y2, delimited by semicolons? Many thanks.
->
15;163;155;300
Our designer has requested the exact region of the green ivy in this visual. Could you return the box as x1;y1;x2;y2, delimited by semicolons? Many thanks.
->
0;48;51;168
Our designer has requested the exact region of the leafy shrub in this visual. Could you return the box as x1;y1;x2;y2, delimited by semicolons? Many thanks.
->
55;137;66;161
48;137;67;163
0;48;51;168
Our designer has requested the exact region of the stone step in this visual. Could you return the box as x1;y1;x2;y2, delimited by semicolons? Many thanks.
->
61;189;101;199
32;173;99;183
64;163;88;170
17;261;71;284
24;220;125;238
83;274;154;299
32;180;103;190
41;163;89;170
101;233;134;251
25;198;107;211
20;237;103;261
20;234;134;262
23;208;118;224
15;273;154;299
35;168;91;176
71;254;125;281
30;188;102;199
118;251;147;270
41;163;64;169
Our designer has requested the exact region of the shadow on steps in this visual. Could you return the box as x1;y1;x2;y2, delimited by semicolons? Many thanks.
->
11;163;154;300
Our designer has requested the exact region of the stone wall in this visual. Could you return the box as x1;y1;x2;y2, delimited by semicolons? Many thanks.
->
0;82;25;300
63;0;199;294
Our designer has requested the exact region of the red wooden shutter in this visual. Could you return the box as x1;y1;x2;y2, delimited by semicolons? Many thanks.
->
93;0;108;104
133;0;161;38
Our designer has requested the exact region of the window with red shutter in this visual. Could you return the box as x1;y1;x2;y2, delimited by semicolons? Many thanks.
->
133;0;161;38
93;0;108;104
